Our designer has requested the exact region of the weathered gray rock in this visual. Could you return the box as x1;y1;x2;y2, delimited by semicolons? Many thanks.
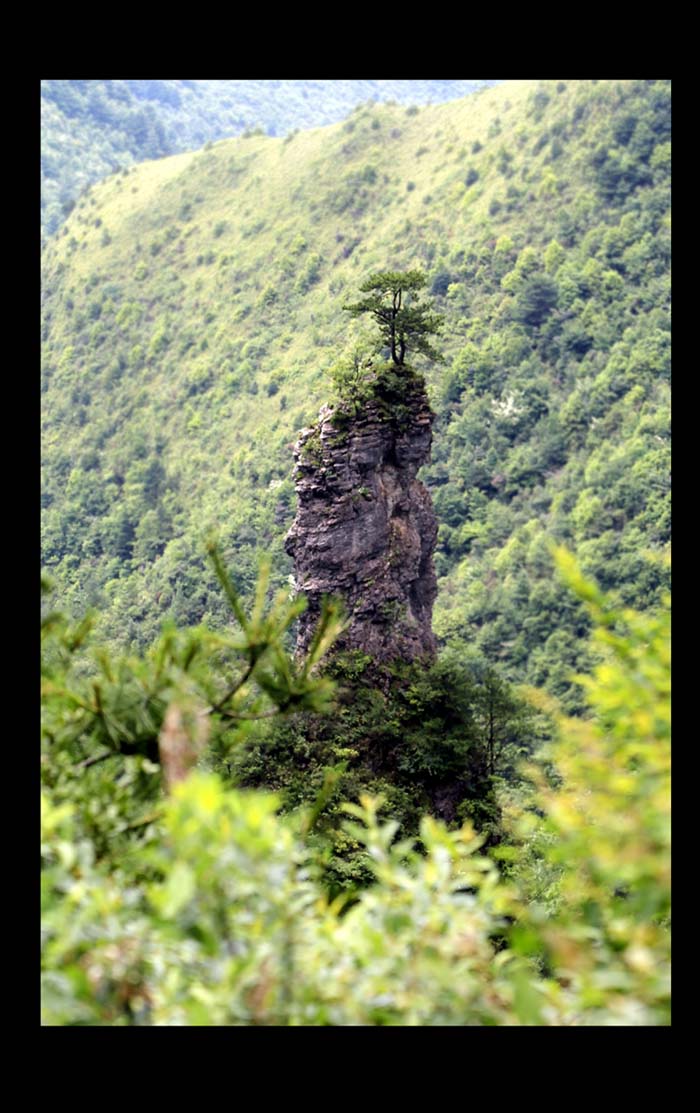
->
285;380;438;663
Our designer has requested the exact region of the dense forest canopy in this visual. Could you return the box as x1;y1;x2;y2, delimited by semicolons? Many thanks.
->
41;78;670;713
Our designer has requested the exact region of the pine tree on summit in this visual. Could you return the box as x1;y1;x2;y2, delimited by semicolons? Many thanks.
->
343;270;444;367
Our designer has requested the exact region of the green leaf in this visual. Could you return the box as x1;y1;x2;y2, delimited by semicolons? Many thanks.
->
152;861;196;919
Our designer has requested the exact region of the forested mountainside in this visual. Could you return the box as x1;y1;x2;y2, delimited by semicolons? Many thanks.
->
41;78;671;713
41;79;497;240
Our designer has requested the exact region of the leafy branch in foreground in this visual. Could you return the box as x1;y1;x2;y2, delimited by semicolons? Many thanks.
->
42;556;670;1025
503;548;670;1024
41;544;345;852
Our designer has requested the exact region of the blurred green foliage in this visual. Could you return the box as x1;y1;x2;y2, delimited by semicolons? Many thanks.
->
503;549;670;1023
231;650;544;894
41;549;344;862
41;559;670;1025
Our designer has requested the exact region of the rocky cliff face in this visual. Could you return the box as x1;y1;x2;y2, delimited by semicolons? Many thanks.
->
285;380;438;663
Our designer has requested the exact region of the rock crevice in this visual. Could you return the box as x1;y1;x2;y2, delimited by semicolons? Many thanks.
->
285;381;438;663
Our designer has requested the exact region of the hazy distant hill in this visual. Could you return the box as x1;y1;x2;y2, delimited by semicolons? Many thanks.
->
41;79;670;711
41;79;498;239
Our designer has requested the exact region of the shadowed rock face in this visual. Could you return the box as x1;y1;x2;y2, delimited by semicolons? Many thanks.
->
285;383;438;663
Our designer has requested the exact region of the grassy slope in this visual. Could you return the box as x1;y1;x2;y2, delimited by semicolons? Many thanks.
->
41;79;670;707
41;79;499;239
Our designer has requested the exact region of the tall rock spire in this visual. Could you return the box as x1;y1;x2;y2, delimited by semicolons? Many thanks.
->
285;374;438;663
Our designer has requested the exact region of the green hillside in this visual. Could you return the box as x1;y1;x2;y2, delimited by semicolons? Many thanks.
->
41;78;671;711
41;79;497;239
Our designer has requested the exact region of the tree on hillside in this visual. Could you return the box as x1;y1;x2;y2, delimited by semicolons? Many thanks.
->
343;270;444;367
